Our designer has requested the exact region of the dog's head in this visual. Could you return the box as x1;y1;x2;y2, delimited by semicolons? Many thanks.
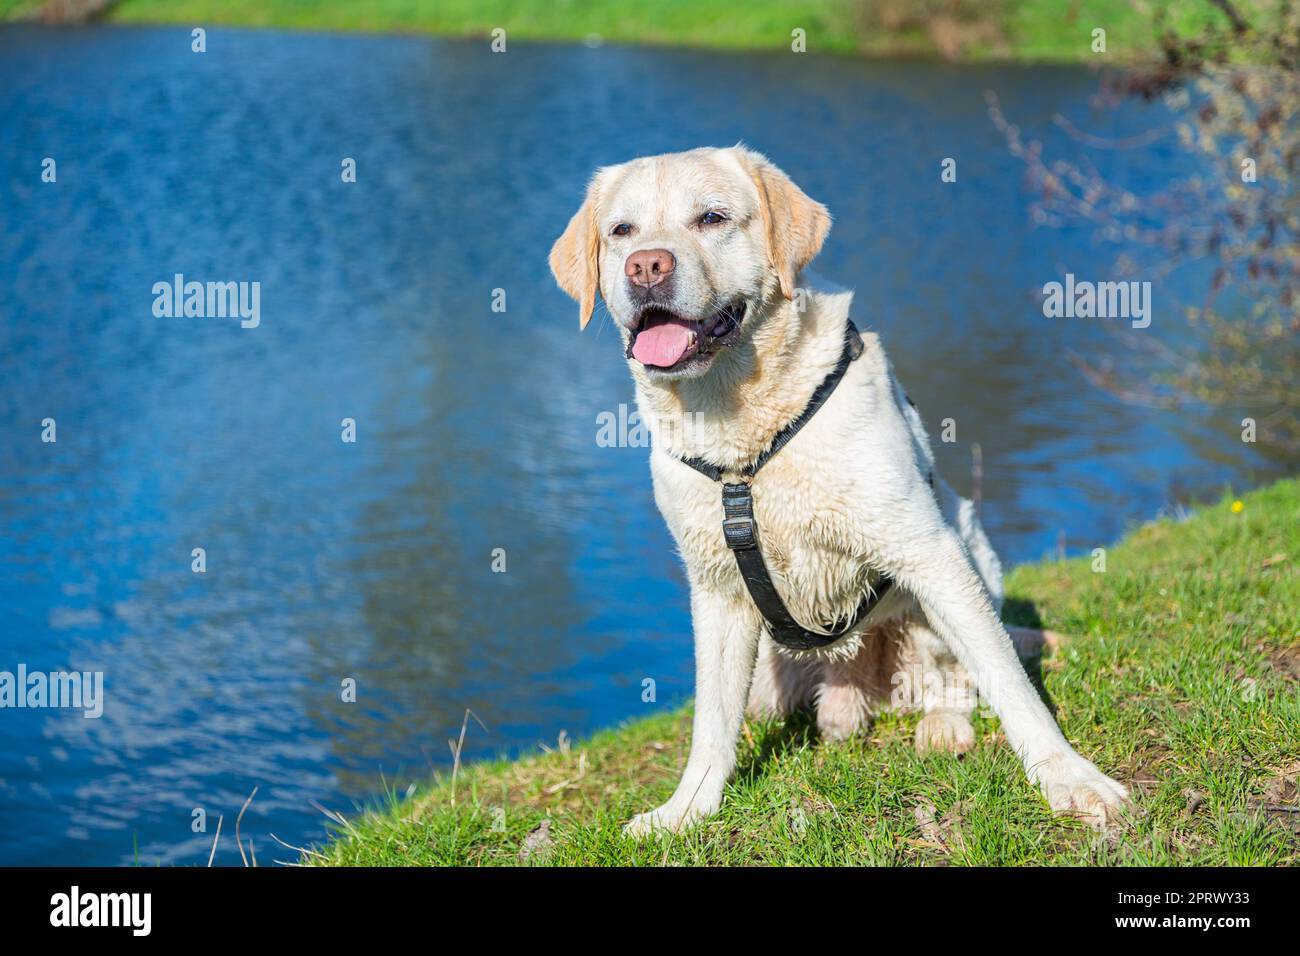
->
549;146;830;381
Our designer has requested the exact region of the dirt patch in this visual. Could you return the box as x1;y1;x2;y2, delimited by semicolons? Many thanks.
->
863;1;1008;61
927;15;1008;60
911;797;969;856
1249;762;1300;833
32;0;117;23
517;819;554;863
1267;645;1300;682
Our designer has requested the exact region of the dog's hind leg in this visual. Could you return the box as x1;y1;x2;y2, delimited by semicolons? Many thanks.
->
903;618;978;755
814;620;905;741
746;638;819;719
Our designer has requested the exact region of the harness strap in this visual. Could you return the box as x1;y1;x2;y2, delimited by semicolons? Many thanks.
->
674;322;896;650
679;322;865;483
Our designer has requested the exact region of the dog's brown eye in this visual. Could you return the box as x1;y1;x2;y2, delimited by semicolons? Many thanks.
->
611;223;632;237
698;210;728;226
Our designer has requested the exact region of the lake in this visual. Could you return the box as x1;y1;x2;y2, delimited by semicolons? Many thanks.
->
0;25;1282;865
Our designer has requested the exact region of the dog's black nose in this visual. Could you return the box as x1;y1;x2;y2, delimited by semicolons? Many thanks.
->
624;249;676;288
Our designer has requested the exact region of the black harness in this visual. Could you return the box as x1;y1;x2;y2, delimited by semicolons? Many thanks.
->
673;321;896;651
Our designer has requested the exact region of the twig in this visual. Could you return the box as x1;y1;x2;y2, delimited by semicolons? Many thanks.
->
1207;0;1250;34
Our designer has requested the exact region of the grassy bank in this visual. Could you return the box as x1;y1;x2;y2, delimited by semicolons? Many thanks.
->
314;479;1300;866
4;0;1271;63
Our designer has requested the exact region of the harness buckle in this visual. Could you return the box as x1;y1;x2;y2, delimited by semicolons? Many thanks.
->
721;483;757;551
722;515;757;550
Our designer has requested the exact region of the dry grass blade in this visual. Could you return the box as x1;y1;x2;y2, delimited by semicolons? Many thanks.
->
269;831;325;865
207;814;224;867
309;798;361;841
236;785;259;867
542;752;588;795
449;707;488;807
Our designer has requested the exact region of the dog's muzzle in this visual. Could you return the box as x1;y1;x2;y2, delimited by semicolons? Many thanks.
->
625;301;746;370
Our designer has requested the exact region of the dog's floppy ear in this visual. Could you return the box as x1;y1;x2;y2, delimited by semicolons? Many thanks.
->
739;149;831;300
549;177;602;330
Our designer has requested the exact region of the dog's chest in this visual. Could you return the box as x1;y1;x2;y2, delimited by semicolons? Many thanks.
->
651;443;875;625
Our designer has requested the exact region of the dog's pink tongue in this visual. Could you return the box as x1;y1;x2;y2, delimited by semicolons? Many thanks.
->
632;318;694;368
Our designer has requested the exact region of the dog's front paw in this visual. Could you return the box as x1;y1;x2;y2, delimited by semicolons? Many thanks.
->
1032;752;1130;828
623;801;706;839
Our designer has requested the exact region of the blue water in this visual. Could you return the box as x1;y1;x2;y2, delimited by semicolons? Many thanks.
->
0;25;1283;865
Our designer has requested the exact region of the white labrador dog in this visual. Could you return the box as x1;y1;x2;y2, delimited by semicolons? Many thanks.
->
550;146;1128;836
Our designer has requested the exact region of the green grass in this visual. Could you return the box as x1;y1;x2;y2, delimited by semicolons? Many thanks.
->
314;478;1300;866
0;0;40;18
4;0;1281;64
